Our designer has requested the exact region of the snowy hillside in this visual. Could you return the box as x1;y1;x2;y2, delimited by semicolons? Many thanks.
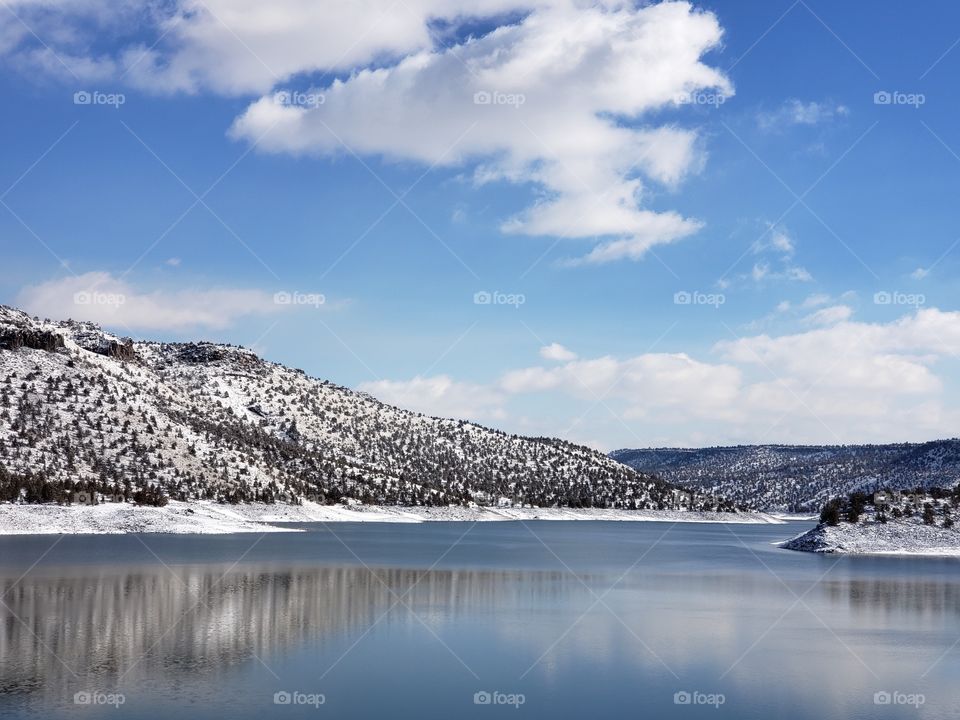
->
0;306;739;514
611;443;960;512
781;485;960;555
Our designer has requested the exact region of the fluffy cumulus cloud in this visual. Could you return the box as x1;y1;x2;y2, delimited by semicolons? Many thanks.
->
7;0;545;94
539;342;577;362
361;308;960;447
501;352;743;419
358;375;507;422
230;1;730;263
2;0;732;264
15;271;312;331
715;309;960;402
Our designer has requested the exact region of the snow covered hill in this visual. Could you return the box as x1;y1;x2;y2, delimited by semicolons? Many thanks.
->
781;486;960;555
0;306;739;514
611;443;960;512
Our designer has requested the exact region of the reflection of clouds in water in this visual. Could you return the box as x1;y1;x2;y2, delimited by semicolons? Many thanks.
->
0;565;586;699
504;569;960;714
1;562;959;717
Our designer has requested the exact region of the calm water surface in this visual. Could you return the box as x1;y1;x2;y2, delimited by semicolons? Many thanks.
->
0;520;958;719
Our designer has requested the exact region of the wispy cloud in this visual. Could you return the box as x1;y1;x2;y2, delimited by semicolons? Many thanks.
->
16;271;334;332
757;99;850;132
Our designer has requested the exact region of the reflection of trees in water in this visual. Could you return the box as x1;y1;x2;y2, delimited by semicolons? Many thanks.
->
0;565;581;698
822;577;960;617
631;570;960;619
4;562;956;703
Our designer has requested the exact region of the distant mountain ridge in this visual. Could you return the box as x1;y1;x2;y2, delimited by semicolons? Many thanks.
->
0;306;737;513
610;442;960;512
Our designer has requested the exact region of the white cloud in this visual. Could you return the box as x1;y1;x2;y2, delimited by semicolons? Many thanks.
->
911;267;930;280
752;226;794;256
3;0;535;93
713;309;960;397
752;262;810;282
776;292;851;316
785;265;813;282
227;1;731;263
501;353;743;420
357;375;506;421
361;308;960;446
757;99;849;131
769;227;794;255
801;292;832;309
741;226;811;285
15;271;310;331
4;1;732;264
751;262;769;282
539;342;577;362
802;304;853;326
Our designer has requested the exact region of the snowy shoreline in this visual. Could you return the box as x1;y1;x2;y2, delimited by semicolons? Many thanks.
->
0;500;796;535
780;520;960;557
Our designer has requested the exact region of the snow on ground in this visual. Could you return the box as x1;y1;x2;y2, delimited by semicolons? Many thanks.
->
0;501;301;535
0;502;788;535
781;518;960;556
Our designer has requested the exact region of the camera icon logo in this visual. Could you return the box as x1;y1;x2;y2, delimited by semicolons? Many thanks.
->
873;91;892;105
474;691;492;705
72;491;94;506
473;291;492;305
673;291;692;305
73;90;92;105
874;691;892;705
274;691;292;705
474;91;492;105
674;691;692;705
74;691;92;705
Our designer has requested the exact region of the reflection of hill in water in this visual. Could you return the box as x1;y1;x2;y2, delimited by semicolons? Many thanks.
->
0;565;581;697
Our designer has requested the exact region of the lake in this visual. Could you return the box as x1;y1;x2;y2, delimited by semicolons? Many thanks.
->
0;520;957;719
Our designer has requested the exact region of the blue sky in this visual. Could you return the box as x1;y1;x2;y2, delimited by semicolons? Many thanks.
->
2;0;960;448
